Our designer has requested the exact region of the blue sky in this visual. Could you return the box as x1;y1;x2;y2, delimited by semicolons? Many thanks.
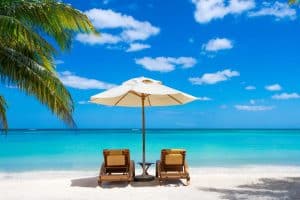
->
2;0;300;129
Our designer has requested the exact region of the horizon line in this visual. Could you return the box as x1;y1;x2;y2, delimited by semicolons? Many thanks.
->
2;128;300;131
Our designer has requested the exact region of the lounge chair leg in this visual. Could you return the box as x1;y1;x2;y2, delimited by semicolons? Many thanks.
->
186;177;190;186
98;180;102;186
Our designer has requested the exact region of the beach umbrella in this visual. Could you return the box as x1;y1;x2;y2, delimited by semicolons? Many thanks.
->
90;77;197;181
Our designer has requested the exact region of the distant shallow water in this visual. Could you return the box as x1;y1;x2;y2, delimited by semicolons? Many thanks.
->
1;129;300;172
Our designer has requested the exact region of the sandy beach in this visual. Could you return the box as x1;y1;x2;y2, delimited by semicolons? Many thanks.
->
2;0;300;199
1;166;300;200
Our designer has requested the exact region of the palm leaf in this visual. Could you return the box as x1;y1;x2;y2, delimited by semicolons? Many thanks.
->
1;0;98;50
0;15;56;72
289;0;299;4
0;0;98;130
0;95;8;131
0;46;75;128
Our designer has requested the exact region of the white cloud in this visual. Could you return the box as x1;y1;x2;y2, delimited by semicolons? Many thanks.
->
173;57;197;69
76;8;160;49
265;84;282;91
202;38;233;52
272;93;300;100
59;71;116;90
189;69;240;85
245;85;256;90
249;2;296;20
135;57;197;72
121;28;157;41
75;33;121;45
126;43;150;52
192;0;255;23
198;96;212;101
235;105;274;111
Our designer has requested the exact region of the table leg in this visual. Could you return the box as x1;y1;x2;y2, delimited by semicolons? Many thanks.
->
145;165;150;175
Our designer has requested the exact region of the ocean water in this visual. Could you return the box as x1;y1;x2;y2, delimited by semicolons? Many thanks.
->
1;129;300;172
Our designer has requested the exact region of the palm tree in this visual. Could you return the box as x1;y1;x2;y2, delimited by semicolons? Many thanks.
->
0;0;97;131
289;0;300;4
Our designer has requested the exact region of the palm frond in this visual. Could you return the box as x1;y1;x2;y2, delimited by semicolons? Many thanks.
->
0;95;8;132
0;15;56;72
0;46;76;128
289;0;299;4
1;0;98;51
0;0;98;129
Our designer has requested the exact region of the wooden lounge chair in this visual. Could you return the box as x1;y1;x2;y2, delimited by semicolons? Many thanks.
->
156;149;190;185
98;149;135;186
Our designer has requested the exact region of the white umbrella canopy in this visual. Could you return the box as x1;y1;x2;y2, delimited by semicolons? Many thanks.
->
90;77;197;107
90;77;197;181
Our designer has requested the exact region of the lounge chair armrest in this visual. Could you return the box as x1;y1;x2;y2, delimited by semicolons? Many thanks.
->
184;161;189;174
99;163;105;176
156;160;161;177
156;160;161;166
129;160;135;178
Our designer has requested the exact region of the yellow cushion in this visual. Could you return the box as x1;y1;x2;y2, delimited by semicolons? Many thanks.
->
108;150;124;155
165;154;183;165
165;149;185;154
107;155;125;166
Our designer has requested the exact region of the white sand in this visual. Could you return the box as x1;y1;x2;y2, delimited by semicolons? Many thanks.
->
1;166;300;200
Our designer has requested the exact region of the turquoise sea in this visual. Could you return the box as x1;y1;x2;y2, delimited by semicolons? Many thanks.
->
1;129;300;172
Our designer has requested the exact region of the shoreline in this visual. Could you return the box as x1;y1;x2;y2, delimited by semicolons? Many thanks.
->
4;128;300;132
1;166;300;200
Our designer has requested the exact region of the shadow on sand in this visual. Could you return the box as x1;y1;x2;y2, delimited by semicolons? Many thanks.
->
71;177;186;188
71;176;99;188
199;177;300;200
131;179;184;187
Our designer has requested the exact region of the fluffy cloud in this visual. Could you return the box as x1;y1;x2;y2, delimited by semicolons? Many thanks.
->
173;57;198;69
76;9;159;51
76;33;121;45
189;69;240;85
265;84;282;91
249;2;296;20
235;105;274;111
245;85;256;90
202;38;233;52
192;0;255;23
135;57;197;72
59;71;116;90
126;43;150;52
192;1;295;23
272;93;300;100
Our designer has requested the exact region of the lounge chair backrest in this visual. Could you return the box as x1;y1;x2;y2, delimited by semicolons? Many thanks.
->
161;149;186;171
103;149;130;173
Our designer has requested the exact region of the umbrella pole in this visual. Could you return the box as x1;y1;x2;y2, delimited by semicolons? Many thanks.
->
134;94;154;181
142;95;146;176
